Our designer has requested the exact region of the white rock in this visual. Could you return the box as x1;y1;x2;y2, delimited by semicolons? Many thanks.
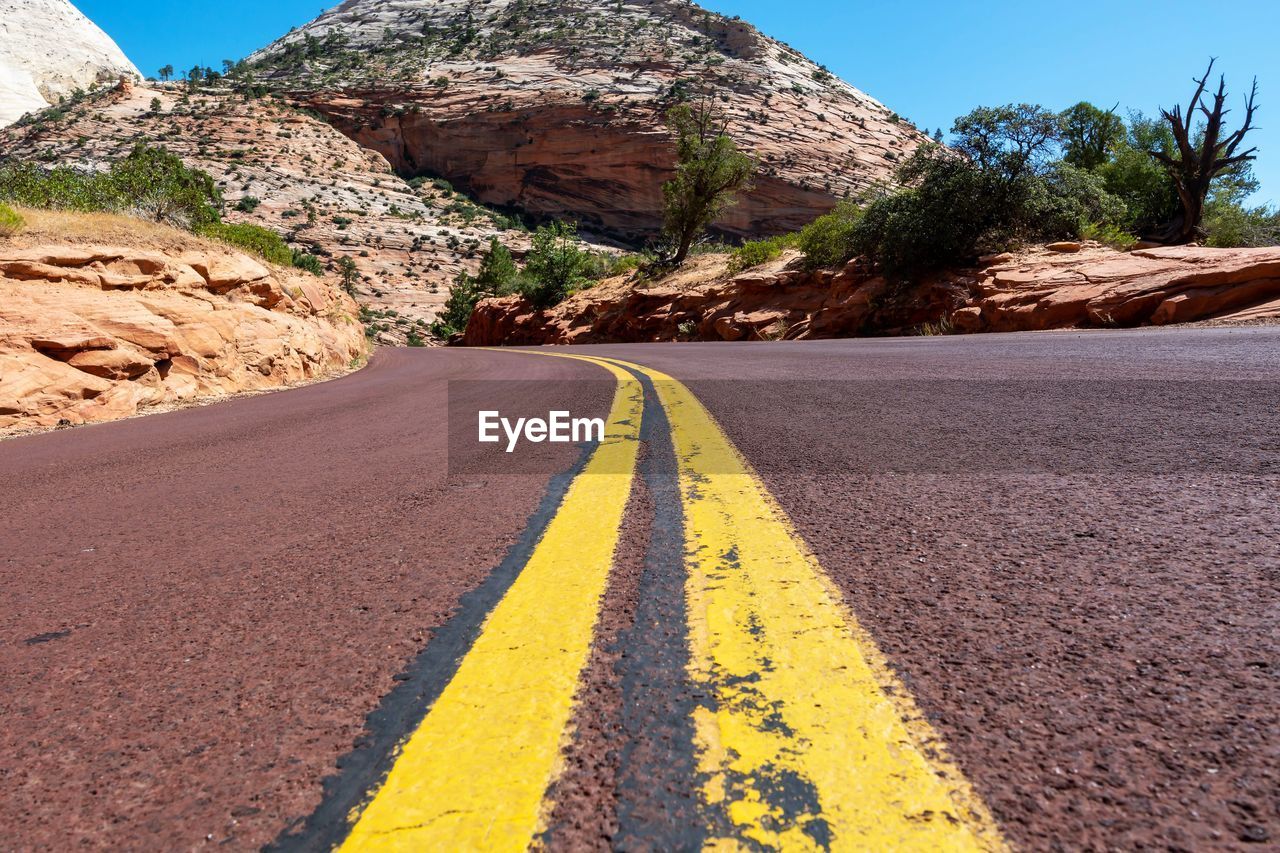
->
0;0;140;126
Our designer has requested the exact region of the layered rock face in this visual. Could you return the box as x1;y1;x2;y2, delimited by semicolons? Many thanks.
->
0;0;140;126
0;81;525;340
0;210;366;431
461;245;1280;346
248;0;930;238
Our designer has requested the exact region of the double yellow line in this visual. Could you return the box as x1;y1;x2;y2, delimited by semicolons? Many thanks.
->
337;353;1006;852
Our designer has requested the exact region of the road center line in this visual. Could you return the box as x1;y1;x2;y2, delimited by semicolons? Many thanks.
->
595;357;1007;852
336;355;642;851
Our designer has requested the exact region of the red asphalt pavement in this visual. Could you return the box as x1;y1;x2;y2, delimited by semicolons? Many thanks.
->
2;327;1277;849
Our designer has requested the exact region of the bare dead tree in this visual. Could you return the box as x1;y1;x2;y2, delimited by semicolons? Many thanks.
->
1148;58;1260;244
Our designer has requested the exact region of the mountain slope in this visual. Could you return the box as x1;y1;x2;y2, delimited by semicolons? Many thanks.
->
248;0;929;239
0;80;526;341
0;0;140;126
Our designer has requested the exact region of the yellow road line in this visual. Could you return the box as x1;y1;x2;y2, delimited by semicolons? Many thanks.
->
594;357;1006;852
339;355;642;852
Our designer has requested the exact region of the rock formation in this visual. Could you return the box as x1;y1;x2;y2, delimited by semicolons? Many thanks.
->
0;80;524;341
461;244;1280;346
247;0;930;238
0;0;140;126
0;209;366;431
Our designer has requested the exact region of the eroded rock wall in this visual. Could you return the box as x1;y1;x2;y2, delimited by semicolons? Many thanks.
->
1;227;366;431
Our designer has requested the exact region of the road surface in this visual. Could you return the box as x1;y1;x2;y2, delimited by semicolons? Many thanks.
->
2;328;1277;850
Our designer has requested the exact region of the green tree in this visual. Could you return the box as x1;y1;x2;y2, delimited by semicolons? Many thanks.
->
662;97;756;264
158;65;174;82
474;237;517;292
1094;114;1180;234
429;238;520;337
1059;102;1125;171
336;256;359;295
951;104;1062;180
519;221;594;308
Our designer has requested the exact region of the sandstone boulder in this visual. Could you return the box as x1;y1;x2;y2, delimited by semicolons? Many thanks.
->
1;222;366;432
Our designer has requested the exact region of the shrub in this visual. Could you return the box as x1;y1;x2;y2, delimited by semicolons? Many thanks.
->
851;137;1123;276
728;233;797;273
291;250;324;275
0;203;23;238
0;143;222;230
200;221;293;265
236;195;261;213
797;201;862;269
518;221;594;308
1203;202;1280;248
1081;221;1139;252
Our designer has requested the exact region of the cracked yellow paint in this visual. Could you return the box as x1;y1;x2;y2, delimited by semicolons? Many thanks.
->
596;357;1007;853
338;355;642;852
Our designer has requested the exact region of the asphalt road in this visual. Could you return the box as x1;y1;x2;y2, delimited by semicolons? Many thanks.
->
2;327;1277;850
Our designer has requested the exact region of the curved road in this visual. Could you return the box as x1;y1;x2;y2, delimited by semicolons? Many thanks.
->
2;328;1277;849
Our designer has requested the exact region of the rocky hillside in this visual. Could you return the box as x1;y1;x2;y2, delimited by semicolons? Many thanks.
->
461;243;1280;345
0;208;366;431
247;0;930;238
0;0;140;126
0;79;527;341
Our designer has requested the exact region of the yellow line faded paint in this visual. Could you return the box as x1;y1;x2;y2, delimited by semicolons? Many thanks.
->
594;357;1007;852
339;355;642;852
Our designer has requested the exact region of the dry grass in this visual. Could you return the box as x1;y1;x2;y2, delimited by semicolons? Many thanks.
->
8;207;227;254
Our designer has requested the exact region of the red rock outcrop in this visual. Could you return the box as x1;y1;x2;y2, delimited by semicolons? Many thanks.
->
249;0;931;238
461;245;1280;346
0;81;528;342
0;209;366;431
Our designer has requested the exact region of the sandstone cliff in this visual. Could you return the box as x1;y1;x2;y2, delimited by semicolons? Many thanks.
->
461;245;1280;346
0;0;140;126
0;208;366;432
0;80;527;340
248;0;930;238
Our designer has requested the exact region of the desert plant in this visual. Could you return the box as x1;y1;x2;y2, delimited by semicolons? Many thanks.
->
662;96;756;264
1081;221;1139;252
0;203;23;238
336;256;359;294
728;233;797;273
798;201;863;269
518;221;594;308
1148;59;1260;244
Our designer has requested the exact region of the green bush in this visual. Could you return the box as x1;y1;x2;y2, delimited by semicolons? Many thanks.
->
518;221;594;308
201;222;326;274
235;196;261;213
851;131;1123;276
728;233;797;273
797;201;862;269
200;221;293;266
290;250;325;275
1081;221;1139;252
0;144;222;230
1203;202;1280;248
0;203;23;238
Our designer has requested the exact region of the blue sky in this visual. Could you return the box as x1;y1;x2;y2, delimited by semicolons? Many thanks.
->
79;0;1278;205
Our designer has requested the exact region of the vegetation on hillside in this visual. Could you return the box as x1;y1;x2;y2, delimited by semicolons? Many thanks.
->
716;63;1273;280
0;144;326;274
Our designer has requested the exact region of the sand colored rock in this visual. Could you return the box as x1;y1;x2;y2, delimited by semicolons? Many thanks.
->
462;244;1280;346
248;0;931;238
0;82;536;342
0;210;366;431
0;0;140;126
